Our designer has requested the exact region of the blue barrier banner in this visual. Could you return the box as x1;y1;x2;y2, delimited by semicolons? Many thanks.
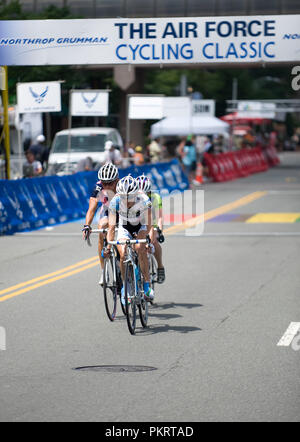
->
0;159;188;236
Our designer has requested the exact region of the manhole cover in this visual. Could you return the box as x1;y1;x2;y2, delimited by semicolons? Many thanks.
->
73;365;157;373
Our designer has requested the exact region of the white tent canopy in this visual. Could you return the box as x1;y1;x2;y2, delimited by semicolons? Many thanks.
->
151;115;230;138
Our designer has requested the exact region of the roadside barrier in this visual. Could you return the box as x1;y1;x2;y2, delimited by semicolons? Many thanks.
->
204;146;279;183
0;159;189;236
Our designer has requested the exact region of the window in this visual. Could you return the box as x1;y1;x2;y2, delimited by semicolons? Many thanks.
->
65;0;94;16
187;0;217;16
52;134;107;153
96;0;124;18
20;0;34;13
282;0;300;13
218;0;248;15
35;0;68;13
157;0;186;17
126;0;155;18
249;0;280;14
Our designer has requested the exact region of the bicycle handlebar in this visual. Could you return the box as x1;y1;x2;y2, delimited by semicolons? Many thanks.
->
90;229;108;234
108;239;148;246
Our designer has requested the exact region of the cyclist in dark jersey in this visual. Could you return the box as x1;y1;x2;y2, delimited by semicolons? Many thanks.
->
82;163;119;285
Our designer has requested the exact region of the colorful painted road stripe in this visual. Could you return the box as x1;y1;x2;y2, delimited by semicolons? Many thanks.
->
207;213;300;223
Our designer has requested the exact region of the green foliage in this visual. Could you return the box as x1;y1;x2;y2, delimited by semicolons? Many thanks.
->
0;0;24;19
144;66;295;117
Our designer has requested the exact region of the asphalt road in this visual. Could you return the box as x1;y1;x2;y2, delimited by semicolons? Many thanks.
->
0;152;299;422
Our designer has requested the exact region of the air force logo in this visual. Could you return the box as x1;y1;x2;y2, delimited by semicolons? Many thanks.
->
29;86;49;104
82;93;99;109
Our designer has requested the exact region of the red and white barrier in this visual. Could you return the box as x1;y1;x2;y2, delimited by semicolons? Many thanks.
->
204;146;279;183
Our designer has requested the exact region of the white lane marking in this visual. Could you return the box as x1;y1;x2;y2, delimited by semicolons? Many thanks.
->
172;232;300;237
277;322;300;347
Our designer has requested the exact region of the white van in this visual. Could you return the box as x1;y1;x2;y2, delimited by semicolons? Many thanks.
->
47;127;123;175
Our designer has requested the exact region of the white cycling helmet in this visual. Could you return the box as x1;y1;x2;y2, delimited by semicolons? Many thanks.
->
116;175;139;195
137;174;152;193
104;140;114;151
36;134;45;143
98;162;119;182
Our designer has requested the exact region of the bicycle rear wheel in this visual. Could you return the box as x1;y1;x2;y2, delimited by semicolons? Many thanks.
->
124;262;137;335
103;257;117;322
149;254;158;305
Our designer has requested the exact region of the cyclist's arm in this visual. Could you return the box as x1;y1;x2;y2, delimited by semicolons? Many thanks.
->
85;197;98;226
157;207;164;232
107;210;117;250
145;208;152;235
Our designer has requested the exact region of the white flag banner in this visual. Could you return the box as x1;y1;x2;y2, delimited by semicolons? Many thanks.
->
164;97;191;118
129;96;164;120
192;100;215;117
71;90;109;116
17;81;61;113
238;101;276;119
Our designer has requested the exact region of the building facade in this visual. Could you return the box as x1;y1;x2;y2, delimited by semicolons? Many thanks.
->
10;0;300;17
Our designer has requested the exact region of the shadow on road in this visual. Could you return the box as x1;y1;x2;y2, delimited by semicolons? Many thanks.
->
151;302;203;310
149;312;183;320
137;324;202;336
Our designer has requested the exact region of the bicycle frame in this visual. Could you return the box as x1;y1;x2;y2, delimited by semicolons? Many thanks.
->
107;238;148;302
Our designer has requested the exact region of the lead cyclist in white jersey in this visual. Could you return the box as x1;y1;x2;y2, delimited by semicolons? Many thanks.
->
104;175;154;303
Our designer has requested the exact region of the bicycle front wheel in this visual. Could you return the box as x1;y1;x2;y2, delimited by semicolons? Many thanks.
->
138;295;149;328
124;262;137;335
103;257;117;322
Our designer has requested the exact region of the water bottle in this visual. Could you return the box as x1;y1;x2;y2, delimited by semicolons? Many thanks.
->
134;264;140;292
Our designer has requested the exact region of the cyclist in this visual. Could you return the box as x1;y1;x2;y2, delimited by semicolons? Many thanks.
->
137;174;166;284
82;162;119;285
104;175;154;303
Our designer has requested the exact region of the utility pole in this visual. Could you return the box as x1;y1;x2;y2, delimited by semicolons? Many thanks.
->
1;66;10;179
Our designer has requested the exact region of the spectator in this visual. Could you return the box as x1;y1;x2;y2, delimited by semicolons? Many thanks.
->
127;141;136;158
243;130;255;148
121;151;132;168
103;140;122;166
76;157;94;172
176;137;187;162
23;149;43;178
203;136;214;154
133;146;145;166
182;139;197;185
29;134;49;167
149;137;162;163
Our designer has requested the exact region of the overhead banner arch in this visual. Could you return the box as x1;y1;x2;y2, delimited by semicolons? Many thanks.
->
0;15;299;66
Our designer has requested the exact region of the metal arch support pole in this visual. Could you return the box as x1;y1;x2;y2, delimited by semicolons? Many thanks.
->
2;66;10;180
66;89;73;174
126;93;130;148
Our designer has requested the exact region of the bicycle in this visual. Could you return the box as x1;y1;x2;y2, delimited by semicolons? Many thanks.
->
88;229;126;321
107;236;151;335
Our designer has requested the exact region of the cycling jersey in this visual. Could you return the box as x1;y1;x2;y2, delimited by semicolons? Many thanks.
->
90;181;113;218
149;193;163;228
109;191;152;235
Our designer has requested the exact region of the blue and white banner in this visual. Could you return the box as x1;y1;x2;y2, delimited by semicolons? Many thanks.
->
0;15;299;66
71;90;109;117
17;81;62;113
0;160;189;235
